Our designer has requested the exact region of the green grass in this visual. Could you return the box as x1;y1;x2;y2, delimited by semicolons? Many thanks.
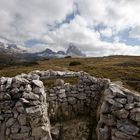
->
0;55;140;92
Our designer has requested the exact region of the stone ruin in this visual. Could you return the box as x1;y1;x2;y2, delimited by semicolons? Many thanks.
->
0;70;140;140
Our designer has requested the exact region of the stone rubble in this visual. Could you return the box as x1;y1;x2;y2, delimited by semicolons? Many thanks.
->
0;70;139;140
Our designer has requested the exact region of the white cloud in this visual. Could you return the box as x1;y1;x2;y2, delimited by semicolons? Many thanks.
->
0;0;140;56
41;15;101;50
100;28;113;37
129;26;140;40
38;15;140;56
41;35;54;44
78;0;140;31
0;0;73;43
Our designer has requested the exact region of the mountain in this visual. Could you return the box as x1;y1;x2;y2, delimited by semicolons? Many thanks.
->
0;42;86;63
66;43;86;57
0;42;27;54
35;49;66;59
57;51;66;55
0;42;28;64
35;43;86;59
36;48;56;58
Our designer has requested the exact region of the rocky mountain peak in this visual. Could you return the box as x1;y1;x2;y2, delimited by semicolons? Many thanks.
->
0;41;27;54
43;48;56;54
66;43;86;57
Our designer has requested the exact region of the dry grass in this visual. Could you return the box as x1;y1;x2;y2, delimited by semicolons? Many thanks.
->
0;55;140;92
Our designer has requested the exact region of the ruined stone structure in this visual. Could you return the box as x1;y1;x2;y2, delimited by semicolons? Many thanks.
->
0;70;140;140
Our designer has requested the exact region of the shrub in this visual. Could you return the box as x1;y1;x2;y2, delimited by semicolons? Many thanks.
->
65;56;72;58
22;61;39;66
69;61;81;66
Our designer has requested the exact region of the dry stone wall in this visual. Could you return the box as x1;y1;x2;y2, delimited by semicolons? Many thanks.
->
0;75;52;140
97;83;140;140
0;70;140;140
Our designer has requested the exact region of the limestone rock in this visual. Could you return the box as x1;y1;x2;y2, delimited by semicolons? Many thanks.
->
125;103;134;110
25;84;32;92
11;122;20;134
98;126;110;140
23;92;39;100
105;97;123;108
115;98;126;104
21;126;31;133
18;114;26;125
100;102;110;114
25;106;42;116
32;80;43;88
110;85;126;97
6;118;16;127
117;120;139;135
113;109;129;119
100;114;116;126
6;78;12;89
30;74;40;80
113;130;137;140
0;77;7;85
10;133;29;139
127;95;134;103
130;108;140;121
68;97;76;104
51;126;60;139
0;92;11;100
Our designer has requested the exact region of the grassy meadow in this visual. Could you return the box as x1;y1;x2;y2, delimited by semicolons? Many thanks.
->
0;55;140;92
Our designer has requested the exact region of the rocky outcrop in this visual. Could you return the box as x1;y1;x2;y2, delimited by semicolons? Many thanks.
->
0;70;139;140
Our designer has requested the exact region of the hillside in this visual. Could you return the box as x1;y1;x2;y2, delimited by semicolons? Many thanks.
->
0;55;140;92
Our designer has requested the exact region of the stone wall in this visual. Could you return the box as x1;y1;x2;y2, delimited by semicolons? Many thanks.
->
0;70;140;140
97;83;140;140
0;75;52;140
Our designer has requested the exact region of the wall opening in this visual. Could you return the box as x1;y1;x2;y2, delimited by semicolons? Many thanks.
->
42;75;106;140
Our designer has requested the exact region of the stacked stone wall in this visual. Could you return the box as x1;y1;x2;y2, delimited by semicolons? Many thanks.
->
0;75;51;140
97;83;140;140
0;70;139;140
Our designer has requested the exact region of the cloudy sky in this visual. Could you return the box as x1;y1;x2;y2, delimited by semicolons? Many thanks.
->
0;0;140;56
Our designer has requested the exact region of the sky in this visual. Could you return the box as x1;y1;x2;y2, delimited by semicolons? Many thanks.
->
0;0;140;56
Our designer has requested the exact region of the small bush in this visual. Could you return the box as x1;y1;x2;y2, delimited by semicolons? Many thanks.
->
22;61;39;66
69;61;81;66
65;56;72;58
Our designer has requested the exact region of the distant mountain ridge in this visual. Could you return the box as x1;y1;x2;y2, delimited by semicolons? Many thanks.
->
35;43;86;58
0;42;86;63
0;42;27;54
